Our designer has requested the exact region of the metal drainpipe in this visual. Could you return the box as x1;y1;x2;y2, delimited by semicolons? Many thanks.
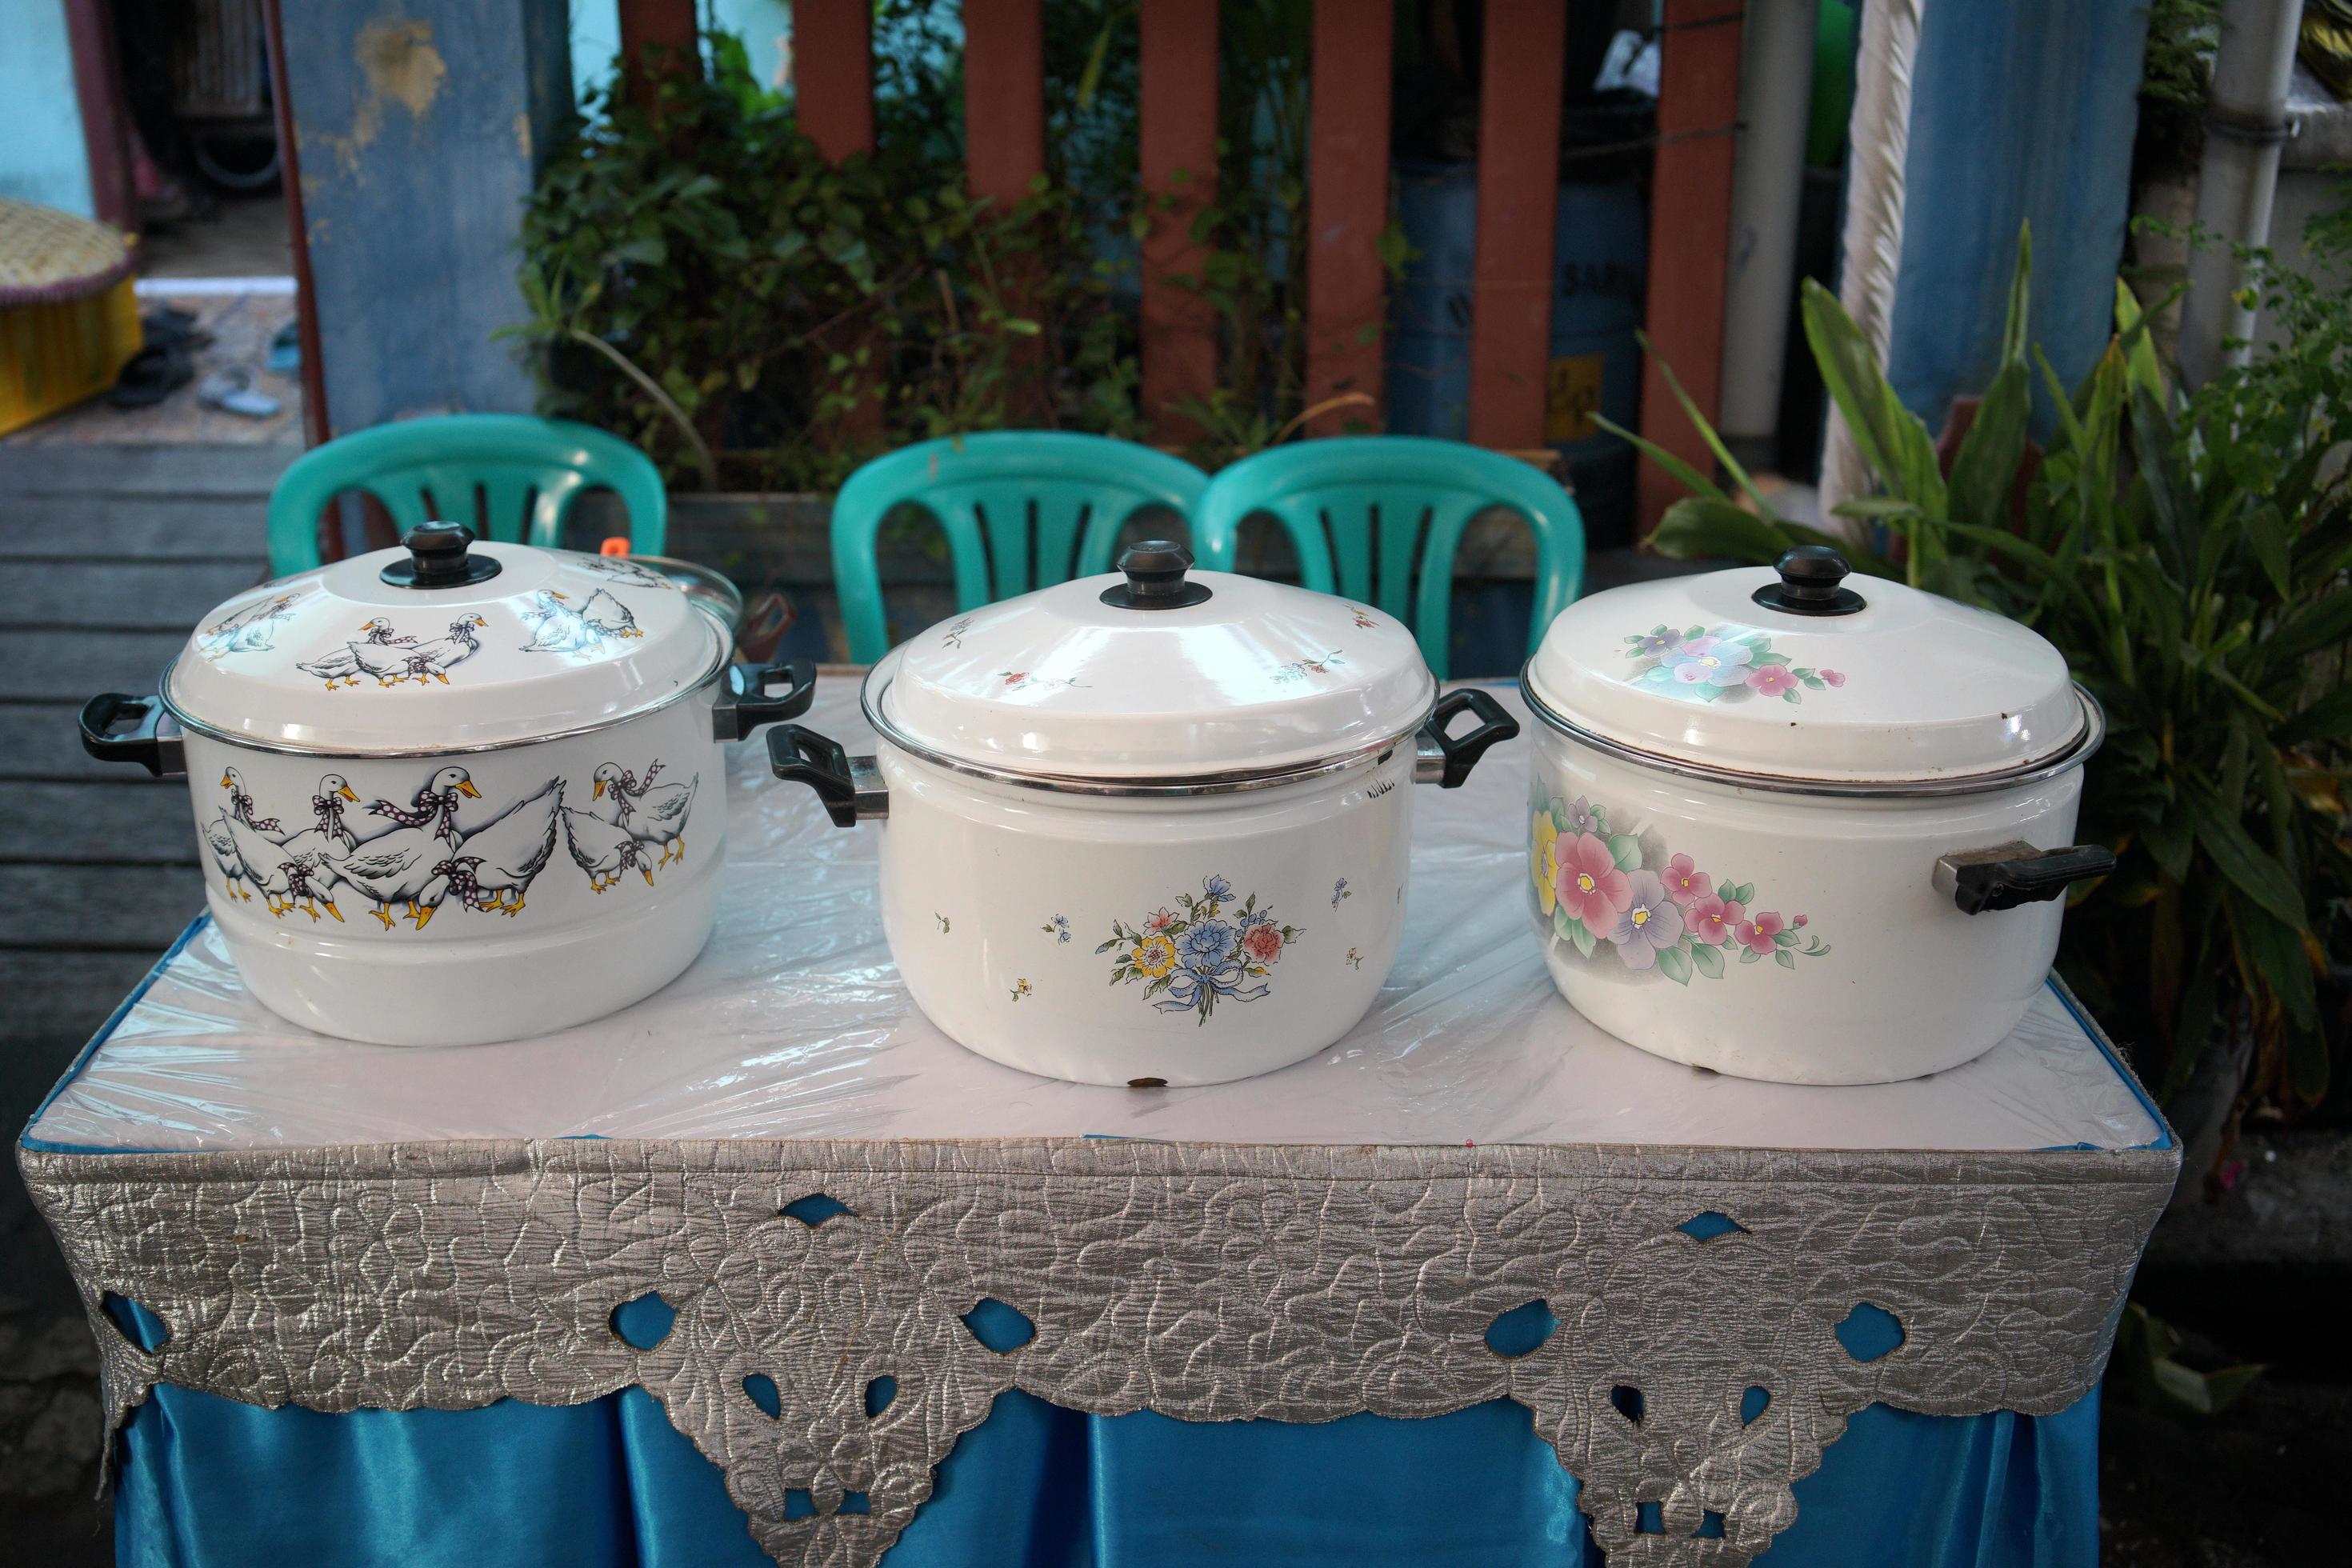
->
2177;0;2302;388
1718;0;1820;472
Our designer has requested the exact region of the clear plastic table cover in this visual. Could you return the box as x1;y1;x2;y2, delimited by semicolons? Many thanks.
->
26;683;2162;1156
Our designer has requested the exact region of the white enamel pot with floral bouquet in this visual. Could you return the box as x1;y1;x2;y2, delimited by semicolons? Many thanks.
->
769;542;1518;1086
1521;546;2114;1085
78;522;815;1046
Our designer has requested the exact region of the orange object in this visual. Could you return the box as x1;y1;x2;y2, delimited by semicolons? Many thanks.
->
601;536;631;556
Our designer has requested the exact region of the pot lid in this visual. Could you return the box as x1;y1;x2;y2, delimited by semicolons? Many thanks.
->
163;524;727;754
1525;547;2086;783
874;542;1438;780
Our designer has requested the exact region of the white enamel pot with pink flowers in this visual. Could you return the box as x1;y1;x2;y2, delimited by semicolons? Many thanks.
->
1520;546;2113;1085
770;543;1517;1087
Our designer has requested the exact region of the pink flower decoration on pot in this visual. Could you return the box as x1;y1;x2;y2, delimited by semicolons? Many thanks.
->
1554;832;1632;940
1746;664;1800;698
1736;910;1786;956
1688;894;1744;945
1240;922;1285;965
1664;853;1710;906
1142;907;1177;934
1822;670;1846;687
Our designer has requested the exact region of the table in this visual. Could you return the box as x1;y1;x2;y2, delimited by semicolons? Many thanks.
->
22;683;2178;1567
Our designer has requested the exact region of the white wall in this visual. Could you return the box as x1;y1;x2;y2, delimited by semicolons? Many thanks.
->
0;0;97;218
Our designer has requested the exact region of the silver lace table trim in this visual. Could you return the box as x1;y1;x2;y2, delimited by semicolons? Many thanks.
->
24;1135;2174;1566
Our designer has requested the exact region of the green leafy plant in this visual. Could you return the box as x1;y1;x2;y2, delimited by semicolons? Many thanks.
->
513;2;1397;490
1609;218;2352;1116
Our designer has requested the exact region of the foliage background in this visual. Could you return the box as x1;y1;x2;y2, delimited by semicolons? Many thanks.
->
514;0;1381;491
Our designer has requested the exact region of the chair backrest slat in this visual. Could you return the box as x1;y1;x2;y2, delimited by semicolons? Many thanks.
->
830;434;1211;662
266;414;667;577
1191;436;1586;680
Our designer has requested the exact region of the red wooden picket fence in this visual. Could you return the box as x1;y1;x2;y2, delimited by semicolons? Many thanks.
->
618;0;1745;531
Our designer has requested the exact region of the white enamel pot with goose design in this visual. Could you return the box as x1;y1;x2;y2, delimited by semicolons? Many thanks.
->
79;523;815;1046
769;542;1518;1086
1522;546;2113;1085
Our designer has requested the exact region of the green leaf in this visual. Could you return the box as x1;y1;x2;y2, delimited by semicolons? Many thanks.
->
1553;905;1578;944
1592;414;1727;506
1689;940;1723;979
1655;944;1692;986
1739;947;1762;964
2263;587;2352;666
1648;498;1794;565
2194;791;2310;933
2234;895;2319;1034
1800;278;1947;515
1570;918;1598;959
2245;502;2292;598
1608;834;1642;872
1774;948;1797;970
1946;362;2031;528
1632;330;1781;518
2274;683;2352;746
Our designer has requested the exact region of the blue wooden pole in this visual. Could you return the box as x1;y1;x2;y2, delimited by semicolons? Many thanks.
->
278;2;573;435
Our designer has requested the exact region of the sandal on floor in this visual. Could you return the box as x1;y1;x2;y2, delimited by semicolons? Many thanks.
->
109;342;196;408
198;367;282;418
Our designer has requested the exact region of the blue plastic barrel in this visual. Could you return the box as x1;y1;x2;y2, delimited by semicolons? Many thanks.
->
1386;161;1646;542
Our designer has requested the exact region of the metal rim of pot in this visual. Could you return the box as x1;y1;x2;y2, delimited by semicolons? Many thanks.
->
1517;666;2108;800
857;674;1442;798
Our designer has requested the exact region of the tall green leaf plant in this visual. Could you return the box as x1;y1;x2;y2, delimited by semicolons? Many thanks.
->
1606;222;2352;1116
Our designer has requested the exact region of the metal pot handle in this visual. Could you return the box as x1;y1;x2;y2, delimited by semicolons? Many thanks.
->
1413;688;1521;789
767;725;887;826
1934;842;2116;914
79;694;185;779
712;658;818;742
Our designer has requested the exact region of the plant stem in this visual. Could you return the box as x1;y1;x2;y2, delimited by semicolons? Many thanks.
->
564;328;718;492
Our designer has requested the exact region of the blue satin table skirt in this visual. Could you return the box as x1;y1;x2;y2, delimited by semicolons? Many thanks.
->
114;1377;2098;1566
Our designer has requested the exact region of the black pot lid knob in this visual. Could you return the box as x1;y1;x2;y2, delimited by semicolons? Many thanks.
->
1101;539;1213;610
382;521;503;589
1752;545;1865;617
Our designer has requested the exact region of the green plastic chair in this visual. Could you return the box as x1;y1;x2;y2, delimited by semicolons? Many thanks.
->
1190;436;1586;679
830;433;1211;661
266;414;668;577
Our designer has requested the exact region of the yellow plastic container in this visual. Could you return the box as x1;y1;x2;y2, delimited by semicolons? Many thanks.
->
0;274;143;435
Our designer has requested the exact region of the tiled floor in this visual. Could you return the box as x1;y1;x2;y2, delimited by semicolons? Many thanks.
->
2;290;301;449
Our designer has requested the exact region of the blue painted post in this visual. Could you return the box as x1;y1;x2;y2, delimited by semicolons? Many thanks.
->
1874;1;2153;434
277;2;573;434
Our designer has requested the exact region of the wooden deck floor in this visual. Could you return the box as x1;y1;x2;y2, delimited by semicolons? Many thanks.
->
0;438;290;1561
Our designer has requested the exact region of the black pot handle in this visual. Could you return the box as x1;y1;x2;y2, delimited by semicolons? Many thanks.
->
768;724;889;826
713;658;817;742
1414;687;1521;789
80;694;185;779
1935;842;2117;915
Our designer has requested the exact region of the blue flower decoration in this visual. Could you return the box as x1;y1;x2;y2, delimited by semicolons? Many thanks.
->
1178;919;1238;973
1200;874;1234;903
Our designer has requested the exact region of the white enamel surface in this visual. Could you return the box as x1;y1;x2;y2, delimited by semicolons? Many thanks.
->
166;543;726;753
880;570;1435;778
1526;721;2085;1083
31;686;2163;1154
874;744;1413;1085
180;693;727;1046
1526;566;2085;782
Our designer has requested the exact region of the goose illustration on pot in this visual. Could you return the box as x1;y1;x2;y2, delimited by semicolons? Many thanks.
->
298;618;419;690
199;592;301;658
395;615;489;685
325;766;484;929
521;589;642;653
576;554;671;590
592;759;698;867
454;778;566;916
560;804;654;893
